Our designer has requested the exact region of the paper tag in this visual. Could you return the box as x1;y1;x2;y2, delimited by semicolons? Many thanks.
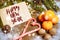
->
0;2;31;27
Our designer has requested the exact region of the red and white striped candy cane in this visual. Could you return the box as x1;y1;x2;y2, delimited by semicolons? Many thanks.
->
13;18;41;40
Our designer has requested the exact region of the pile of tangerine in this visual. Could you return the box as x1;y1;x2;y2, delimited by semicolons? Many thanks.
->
38;10;59;30
38;10;59;40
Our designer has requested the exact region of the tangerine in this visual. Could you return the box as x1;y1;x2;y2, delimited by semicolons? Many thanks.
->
38;12;45;22
51;15;59;24
42;21;53;30
44;10;55;21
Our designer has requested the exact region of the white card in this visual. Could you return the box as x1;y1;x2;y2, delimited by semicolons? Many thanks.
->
0;2;31;27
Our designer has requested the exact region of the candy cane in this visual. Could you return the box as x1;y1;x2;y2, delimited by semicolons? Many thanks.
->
13;18;41;40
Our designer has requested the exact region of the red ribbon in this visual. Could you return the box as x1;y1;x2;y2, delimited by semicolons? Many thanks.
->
13;18;41;40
